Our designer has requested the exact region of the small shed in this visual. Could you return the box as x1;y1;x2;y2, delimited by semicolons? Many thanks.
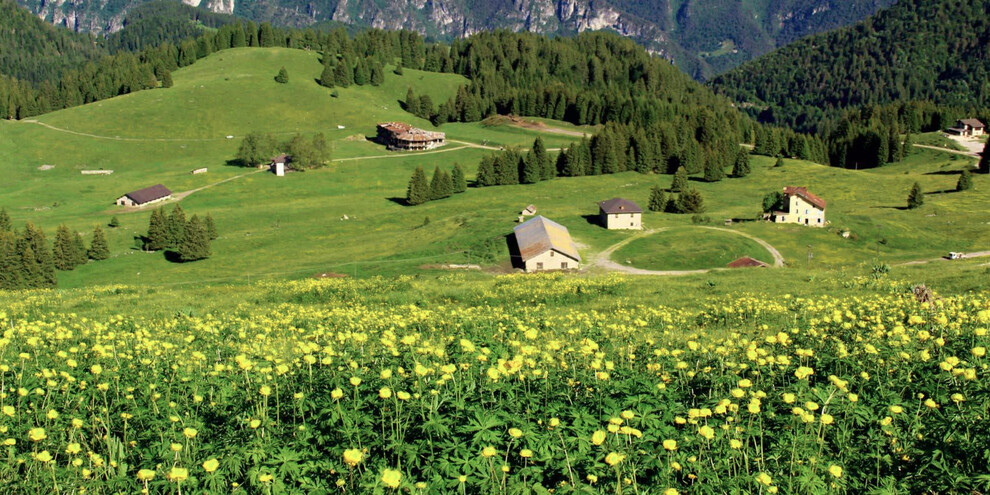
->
727;256;769;268
598;198;643;230
513;216;580;272
116;184;172;207
270;154;291;176
522;205;537;216
191;167;208;175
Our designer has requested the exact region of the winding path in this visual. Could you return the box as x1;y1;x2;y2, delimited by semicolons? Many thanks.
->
911;144;980;158
589;226;784;276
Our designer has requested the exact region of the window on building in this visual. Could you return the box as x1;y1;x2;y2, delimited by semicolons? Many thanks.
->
561;262;568;269
536;262;543;270
550;251;555;257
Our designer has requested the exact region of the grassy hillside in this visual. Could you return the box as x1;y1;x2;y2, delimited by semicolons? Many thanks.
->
2;47;989;292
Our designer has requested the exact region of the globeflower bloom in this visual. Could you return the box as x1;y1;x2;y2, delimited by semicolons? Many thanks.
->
167;467;189;482
343;448;364;467
662;439;677;451
592;430;606;446
202;458;219;473
28;427;46;442
828;465;843;478
605;452;625;466
382;469;402;488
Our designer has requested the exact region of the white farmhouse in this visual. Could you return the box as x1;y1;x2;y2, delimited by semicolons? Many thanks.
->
598;198;643;230
771;186;827;227
513;216;580;272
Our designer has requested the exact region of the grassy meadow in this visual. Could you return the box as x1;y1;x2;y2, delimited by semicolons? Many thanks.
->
0;46;987;294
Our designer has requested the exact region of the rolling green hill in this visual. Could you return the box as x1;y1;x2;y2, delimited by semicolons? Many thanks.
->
711;0;990;132
2;46;989;291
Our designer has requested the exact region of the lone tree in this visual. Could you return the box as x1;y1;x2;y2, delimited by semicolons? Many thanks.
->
205;214;218;240
670;166;688;192
703;159;725;182
957;169;973;191
406;167;430;205
732;149;751;177
429;167;453;200
774;157;784;168
108;216;120;228
979;141;990;174
907;182;925;209
275;67;289;84
146;207;167;251
677;188;706;214
88;226;109;261
179;215;211;262
648;185;666;212
451;164;467;193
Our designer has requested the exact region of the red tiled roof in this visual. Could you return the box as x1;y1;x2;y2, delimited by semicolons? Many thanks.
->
783;186;826;210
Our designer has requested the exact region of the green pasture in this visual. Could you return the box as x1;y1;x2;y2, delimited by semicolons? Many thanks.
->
1;47;989;293
612;227;773;270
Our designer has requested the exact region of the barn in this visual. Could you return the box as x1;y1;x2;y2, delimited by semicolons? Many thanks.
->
513;216;580;272
115;184;172;207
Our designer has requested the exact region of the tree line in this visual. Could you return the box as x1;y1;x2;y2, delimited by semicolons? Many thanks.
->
0;208;110;290
143;205;216;262
235;132;331;169
406;164;467;206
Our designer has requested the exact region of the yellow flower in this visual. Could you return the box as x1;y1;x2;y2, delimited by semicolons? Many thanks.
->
171;443;183;452
662;439;677;451
379;387;392;399
343;448;364;467
381;468;402;488
951;393;964;403
202;458;219;473
782;393;796;404
972;347;986;358
34;451;52;463
848;393;859;403
259;385;271;397
756;472;772;486
549;417;560;428
46;410;58;420
1;406;13;417
737;378;752;388
820;413;834;425
889;405;903;414
508;428;523;438
137;469;156;481
587;474;598;484
924;399;938;409
397;391;411;401
183;428;198;439
66;443;81;455
520;449;533;458
604;452;625;466
481;446;497;458
698;425;715;440
167;467;188;482
794;366;814;380
331;388;344;400
730;439;743;449
828;465;843;478
620;410;635;420
350;377;362;387
259;473;273;483
664;489;679;495
91;364;102;375
28;427;46;442
592;430;606;446
249;419;261;429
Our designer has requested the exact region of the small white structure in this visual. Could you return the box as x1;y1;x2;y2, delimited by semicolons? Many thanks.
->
521;205;537;216
513;216;581;272
82;170;114;175
771;186;826;227
191;167;208;175
270;154;290;177
598;198;643;230
946;119;985;137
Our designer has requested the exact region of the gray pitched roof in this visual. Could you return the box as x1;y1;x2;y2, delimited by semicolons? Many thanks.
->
598;198;643;214
959;118;985;128
124;184;172;205
513;216;580;262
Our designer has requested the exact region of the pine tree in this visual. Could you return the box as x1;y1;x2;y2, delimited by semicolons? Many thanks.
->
670;166;688;192
677;188;706;214
530;137;552;181
353;59;369;85
406;167;430;205
476;156;496;187
275;67;289;84
648;186;666;212
957;169;973;191
72;231;87;266
166;205;186;251
333;61;351;87
451;164;467;193
0;208;10;232
703;159;725;182
146;207;167;251
393;62;404;75
0;230;20;289
179;216;211;262
732;149;751;177
774;157;784;168
52;224;77;271
205;214;218;240
520;154;541;184
430;166;451;200
405;88;419;115
319;64;335;88
21;223;56;287
108;216;120;228
907;182;925;209
979;141;990;174
418;94;434;119
161;71;173;88
88;226;109;261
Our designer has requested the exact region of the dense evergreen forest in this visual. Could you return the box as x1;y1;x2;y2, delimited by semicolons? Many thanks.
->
711;0;990;133
0;0;103;84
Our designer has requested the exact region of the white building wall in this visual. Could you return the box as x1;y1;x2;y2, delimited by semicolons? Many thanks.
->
602;212;642;230
774;196;825;227
523;249;579;272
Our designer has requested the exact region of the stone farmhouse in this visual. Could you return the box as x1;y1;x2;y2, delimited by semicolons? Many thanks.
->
598;198;643;230
946;119;985;137
770;186;826;227
376;122;445;151
115;184;172;207
513;216;580;272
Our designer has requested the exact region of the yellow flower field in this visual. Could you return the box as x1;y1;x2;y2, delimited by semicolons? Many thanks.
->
0;274;987;493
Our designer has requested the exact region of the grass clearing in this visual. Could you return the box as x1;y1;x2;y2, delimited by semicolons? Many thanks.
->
612;227;773;270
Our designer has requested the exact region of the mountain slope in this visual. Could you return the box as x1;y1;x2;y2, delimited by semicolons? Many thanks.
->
0;0;105;83
15;0;896;79
710;0;990;132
